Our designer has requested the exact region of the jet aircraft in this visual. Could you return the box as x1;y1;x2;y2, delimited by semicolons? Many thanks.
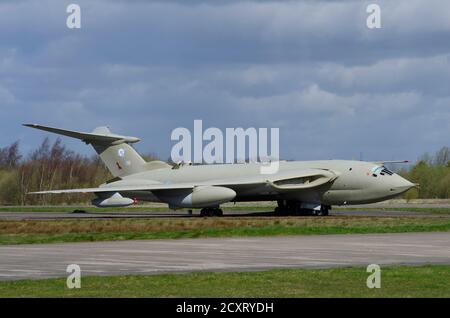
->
25;124;416;216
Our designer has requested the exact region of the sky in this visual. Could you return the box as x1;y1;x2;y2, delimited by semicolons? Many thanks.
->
0;0;449;162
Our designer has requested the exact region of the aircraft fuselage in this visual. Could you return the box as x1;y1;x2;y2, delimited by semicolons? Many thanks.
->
119;160;414;206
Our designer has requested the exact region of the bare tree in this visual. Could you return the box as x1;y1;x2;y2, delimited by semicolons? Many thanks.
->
0;141;22;168
434;146;450;166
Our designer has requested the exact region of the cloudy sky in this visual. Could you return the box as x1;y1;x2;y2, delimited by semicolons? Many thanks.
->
1;0;449;162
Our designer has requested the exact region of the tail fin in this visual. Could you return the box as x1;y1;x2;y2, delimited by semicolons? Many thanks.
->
24;124;147;178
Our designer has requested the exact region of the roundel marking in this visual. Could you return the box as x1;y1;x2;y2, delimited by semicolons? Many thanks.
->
118;148;126;158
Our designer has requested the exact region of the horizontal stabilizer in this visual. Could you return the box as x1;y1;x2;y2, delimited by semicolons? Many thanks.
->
23;124;141;145
373;160;409;165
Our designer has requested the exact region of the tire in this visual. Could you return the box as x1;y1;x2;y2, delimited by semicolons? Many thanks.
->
200;208;223;217
275;206;290;216
317;206;329;216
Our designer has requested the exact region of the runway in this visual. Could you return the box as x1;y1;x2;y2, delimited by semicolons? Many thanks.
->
0;232;449;280
0;209;440;220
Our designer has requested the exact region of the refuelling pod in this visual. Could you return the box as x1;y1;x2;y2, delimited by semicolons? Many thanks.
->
92;192;135;208
155;186;236;208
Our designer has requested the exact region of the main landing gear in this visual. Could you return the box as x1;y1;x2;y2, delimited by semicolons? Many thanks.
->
274;200;330;216
200;207;224;217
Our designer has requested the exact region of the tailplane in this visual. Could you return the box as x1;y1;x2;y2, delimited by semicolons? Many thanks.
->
24;124;149;177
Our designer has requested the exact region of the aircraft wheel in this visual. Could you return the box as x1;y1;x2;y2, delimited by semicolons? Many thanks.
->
274;206;290;215
274;206;285;215
316;206;329;216
275;200;289;215
200;208;223;217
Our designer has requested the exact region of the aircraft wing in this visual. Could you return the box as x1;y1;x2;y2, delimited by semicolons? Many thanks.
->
29;183;195;194
29;168;339;195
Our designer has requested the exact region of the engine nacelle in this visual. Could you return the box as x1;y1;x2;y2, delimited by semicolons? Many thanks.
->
156;186;236;208
92;192;135;208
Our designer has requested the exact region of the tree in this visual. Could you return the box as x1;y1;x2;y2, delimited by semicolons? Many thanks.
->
434;146;450;166
0;141;22;168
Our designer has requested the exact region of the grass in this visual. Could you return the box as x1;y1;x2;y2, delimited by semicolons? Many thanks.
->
0;265;449;298
334;207;450;215
1;216;450;245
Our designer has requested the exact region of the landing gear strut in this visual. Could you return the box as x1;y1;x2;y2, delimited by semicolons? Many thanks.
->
275;200;330;216
200;207;223;217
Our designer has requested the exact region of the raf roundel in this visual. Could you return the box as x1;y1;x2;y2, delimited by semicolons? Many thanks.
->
118;148;126;158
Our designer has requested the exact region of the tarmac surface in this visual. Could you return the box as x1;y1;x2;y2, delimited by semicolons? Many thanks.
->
0;232;449;280
0;209;442;220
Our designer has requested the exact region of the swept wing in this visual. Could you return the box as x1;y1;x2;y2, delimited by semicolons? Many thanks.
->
30;168;339;195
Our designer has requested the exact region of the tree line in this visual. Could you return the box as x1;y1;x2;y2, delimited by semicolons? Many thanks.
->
0;138;112;205
0;139;449;205
398;146;450;200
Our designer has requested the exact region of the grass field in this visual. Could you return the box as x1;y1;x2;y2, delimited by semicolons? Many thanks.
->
336;207;450;214
1;206;449;245
0;265;448;298
1;215;450;245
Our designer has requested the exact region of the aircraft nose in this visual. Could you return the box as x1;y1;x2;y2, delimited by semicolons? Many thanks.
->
390;175;416;194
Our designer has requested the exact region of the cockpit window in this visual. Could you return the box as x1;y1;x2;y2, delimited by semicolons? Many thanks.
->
371;166;393;177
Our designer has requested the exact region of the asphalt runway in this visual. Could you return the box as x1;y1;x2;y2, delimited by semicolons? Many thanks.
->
0;209;440;220
0;232;449;280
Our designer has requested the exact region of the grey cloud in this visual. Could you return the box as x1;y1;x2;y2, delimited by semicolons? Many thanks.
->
0;0;449;162
3;0;450;67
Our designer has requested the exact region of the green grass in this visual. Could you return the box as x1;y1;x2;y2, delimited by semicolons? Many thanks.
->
335;207;450;214
0;265;448;298
1;216;450;245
